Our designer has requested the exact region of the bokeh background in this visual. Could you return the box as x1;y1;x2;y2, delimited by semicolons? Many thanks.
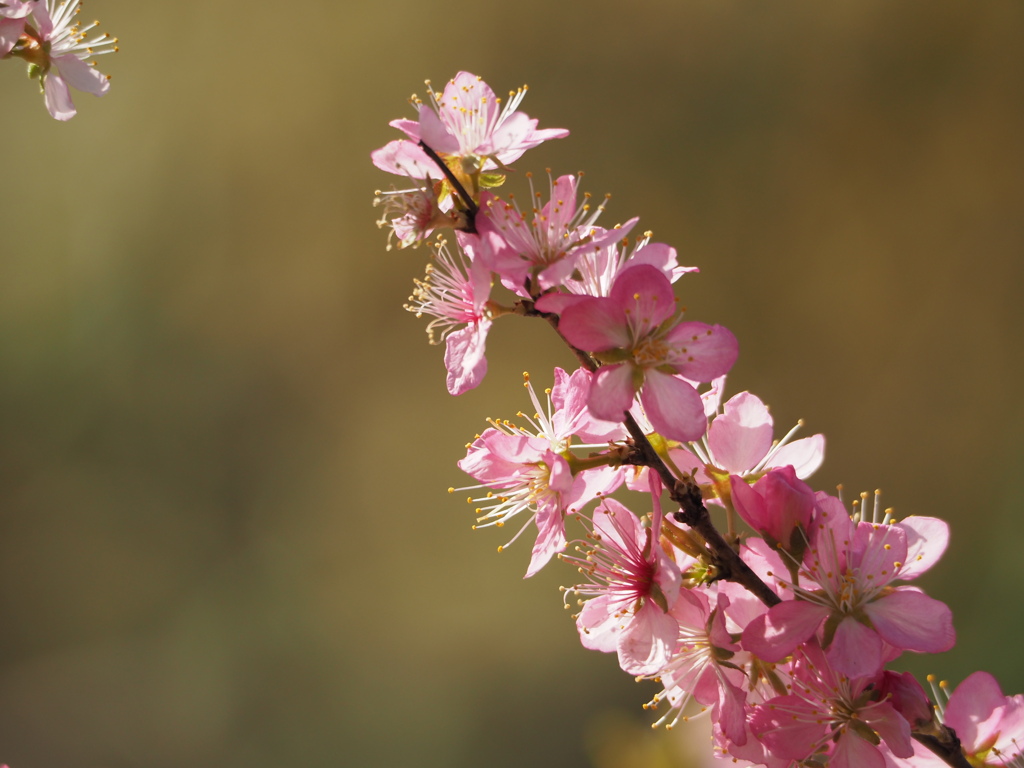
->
1;1;1023;766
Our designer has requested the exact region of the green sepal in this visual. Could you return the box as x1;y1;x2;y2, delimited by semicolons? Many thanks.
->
478;173;506;189
849;719;882;746
592;349;633;365
649;580;670;614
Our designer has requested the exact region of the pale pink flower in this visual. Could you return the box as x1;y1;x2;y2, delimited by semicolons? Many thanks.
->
390;71;569;174
534;232;697;315
476;174;637;294
742;493;955;678
516;367;627;448
10;0;117;120
456;370;622;576
944;672;1024;766
564;497;681;675
671;388;825;485
557;264;738;442
457;428;616;577
645;589;750;745
405;235;493;395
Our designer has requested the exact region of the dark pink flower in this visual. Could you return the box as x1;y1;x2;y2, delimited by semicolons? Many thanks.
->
558;265;738;441
750;643;914;768
730;465;815;552
742;494;955;678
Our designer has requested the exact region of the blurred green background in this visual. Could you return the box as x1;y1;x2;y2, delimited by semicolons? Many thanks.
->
1;1;1023;766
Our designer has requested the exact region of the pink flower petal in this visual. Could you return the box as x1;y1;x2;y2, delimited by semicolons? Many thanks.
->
829;730;886;768
587;364;636;423
826;616;884;679
763;434;826;478
559;297;630;352
444;319;491;395
640;370;708;442
417;101;460;154
525;504;566;577
862;588;955;654
895;516;949;580
0;17;26;56
609;265;677;330
43;74;76;121
54;54;110;96
665;321;739;381
370;139;439;179
707;392;774;473
944;671;1008;751
617;603;678;675
742;599;829;662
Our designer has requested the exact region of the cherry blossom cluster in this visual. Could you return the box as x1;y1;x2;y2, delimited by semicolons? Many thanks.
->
1;0;116;120
373;72;1020;768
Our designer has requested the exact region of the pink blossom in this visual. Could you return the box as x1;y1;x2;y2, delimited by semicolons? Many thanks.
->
671;388;825;485
750;644;914;768
534;233;697;315
646;589;750;745
729;465;815;553
8;0;117;120
405;235;493;395
390;71;568;174
456;372;622;576
557;264;738;441
477;174;637;294
913;672;1024;768
742;494;955;678
565;498;681;674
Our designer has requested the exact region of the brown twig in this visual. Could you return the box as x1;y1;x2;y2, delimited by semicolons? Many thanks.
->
417;140;479;232
911;729;972;768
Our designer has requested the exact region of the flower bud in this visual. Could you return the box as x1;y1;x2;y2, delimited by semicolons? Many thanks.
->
730;465;814;550
879;671;934;730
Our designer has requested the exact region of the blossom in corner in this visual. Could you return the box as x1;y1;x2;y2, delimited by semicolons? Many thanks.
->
896;671;1024;768
749;643;915;768
0;0;31;56
6;0;118;120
